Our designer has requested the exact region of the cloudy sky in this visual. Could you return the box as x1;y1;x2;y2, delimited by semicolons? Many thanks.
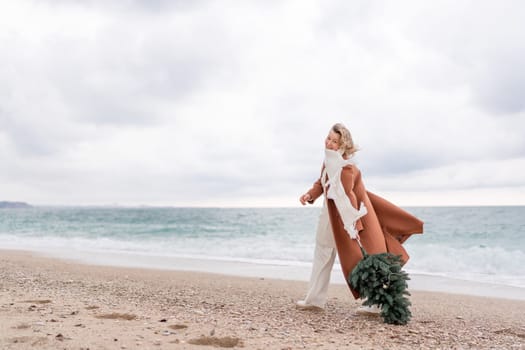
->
1;1;524;207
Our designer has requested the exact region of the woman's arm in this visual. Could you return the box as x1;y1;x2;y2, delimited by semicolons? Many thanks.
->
306;178;324;203
340;166;358;208
300;178;323;205
340;165;364;232
300;165;325;205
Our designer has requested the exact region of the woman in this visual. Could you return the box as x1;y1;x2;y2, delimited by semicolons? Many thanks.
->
297;123;423;313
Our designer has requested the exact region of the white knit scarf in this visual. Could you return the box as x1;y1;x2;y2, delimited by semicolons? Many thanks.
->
323;149;367;239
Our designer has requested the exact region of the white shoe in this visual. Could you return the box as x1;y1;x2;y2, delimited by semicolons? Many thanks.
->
296;300;323;311
356;304;381;316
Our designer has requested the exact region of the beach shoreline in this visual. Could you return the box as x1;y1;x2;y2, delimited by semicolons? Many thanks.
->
1;249;524;349
4;246;524;301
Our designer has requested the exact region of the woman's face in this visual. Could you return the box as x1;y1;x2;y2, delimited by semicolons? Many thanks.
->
325;130;341;151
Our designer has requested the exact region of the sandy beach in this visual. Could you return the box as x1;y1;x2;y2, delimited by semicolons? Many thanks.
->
1;250;524;349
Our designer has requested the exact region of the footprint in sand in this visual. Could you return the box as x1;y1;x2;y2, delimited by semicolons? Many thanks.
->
169;324;188;330
12;323;31;330
493;327;525;339
20;299;52;304
85;305;100;310
95;312;137;320
9;336;48;346
188;336;242;348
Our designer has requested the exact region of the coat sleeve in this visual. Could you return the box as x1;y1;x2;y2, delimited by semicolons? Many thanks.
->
340;166;357;206
306;165;325;203
340;166;364;232
367;191;423;242
307;178;324;203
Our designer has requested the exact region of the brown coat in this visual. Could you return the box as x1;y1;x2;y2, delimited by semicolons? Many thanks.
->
307;164;424;299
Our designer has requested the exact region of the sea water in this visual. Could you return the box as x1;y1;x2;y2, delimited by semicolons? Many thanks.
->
1;206;524;298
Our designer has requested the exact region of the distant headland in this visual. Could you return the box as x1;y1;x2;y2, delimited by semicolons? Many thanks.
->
0;201;32;208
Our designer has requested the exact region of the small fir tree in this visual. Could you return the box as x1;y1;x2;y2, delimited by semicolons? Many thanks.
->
349;247;412;325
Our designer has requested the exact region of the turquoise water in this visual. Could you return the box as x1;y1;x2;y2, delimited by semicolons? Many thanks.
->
1;206;524;289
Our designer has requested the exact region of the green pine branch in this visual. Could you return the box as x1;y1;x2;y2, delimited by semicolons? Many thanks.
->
349;252;412;325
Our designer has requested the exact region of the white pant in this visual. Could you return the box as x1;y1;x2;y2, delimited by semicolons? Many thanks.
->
302;204;337;308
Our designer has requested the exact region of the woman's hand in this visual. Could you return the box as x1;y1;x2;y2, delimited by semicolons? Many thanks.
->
299;193;312;205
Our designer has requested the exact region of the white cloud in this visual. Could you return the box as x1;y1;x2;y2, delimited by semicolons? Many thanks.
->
1;0;524;206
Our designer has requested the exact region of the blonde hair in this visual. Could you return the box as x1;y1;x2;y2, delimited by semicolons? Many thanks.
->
332;123;359;158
